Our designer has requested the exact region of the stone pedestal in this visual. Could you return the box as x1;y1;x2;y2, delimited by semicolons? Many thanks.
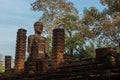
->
14;28;27;72
52;28;65;68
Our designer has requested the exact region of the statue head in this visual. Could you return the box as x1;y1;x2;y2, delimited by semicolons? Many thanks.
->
34;21;43;34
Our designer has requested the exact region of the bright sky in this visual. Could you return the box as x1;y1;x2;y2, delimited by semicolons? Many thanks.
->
0;0;105;60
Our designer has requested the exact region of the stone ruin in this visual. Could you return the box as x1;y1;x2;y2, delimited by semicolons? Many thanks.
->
5;56;11;73
52;28;65;68
0;27;120;80
14;29;27;72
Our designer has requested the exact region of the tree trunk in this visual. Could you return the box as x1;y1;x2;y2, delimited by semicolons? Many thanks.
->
70;49;73;56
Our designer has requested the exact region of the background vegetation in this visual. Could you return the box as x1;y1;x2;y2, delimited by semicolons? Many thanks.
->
0;0;120;73
31;0;120;60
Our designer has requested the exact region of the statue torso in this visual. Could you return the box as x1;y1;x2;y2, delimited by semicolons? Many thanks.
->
28;34;47;59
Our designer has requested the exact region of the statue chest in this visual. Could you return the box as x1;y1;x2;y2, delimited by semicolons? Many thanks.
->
33;37;46;53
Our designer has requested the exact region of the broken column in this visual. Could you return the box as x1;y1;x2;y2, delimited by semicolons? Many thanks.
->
5;56;11;73
14;28;27;72
52;28;65;68
96;47;117;66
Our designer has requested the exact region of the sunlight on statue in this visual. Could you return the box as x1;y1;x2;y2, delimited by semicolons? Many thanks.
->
27;21;48;59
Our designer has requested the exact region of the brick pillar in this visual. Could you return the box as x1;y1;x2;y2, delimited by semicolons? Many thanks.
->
5;56;11;73
14;28;27;72
96;47;116;66
52;28;65;68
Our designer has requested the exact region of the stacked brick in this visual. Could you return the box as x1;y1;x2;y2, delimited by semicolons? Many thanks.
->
1;46;120;80
64;54;72;63
14;28;27;72
52;28;65;68
96;47;116;58
5;56;11;73
96;47;117;66
25;39;48;74
25;39;38;74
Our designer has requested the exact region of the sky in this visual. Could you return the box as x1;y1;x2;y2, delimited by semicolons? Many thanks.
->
0;0;105;60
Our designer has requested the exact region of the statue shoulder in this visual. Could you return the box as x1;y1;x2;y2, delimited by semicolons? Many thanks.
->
28;35;35;39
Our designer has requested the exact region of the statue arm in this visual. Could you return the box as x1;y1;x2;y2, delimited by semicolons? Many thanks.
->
45;39;51;58
27;36;32;54
45;39;48;54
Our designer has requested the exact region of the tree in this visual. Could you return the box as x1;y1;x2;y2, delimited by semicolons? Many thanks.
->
81;0;120;49
101;0;120;15
31;0;101;59
31;0;78;36
0;62;4;73
59;13;96;59
99;12;120;47
31;0;81;57
100;0;120;47
0;54;4;73
55;13;81;56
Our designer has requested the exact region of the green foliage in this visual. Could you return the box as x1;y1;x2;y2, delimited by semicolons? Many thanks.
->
65;35;80;55
31;0;81;59
47;36;52;55
76;0;120;59
82;0;120;48
83;7;101;26
72;46;95;60
0;61;4;73
31;0;78;36
56;13;80;36
82;7;107;27
101;0;120;15
31;0;120;60
0;67;4;73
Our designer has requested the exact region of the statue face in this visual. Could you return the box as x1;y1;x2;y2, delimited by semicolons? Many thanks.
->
34;22;43;34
